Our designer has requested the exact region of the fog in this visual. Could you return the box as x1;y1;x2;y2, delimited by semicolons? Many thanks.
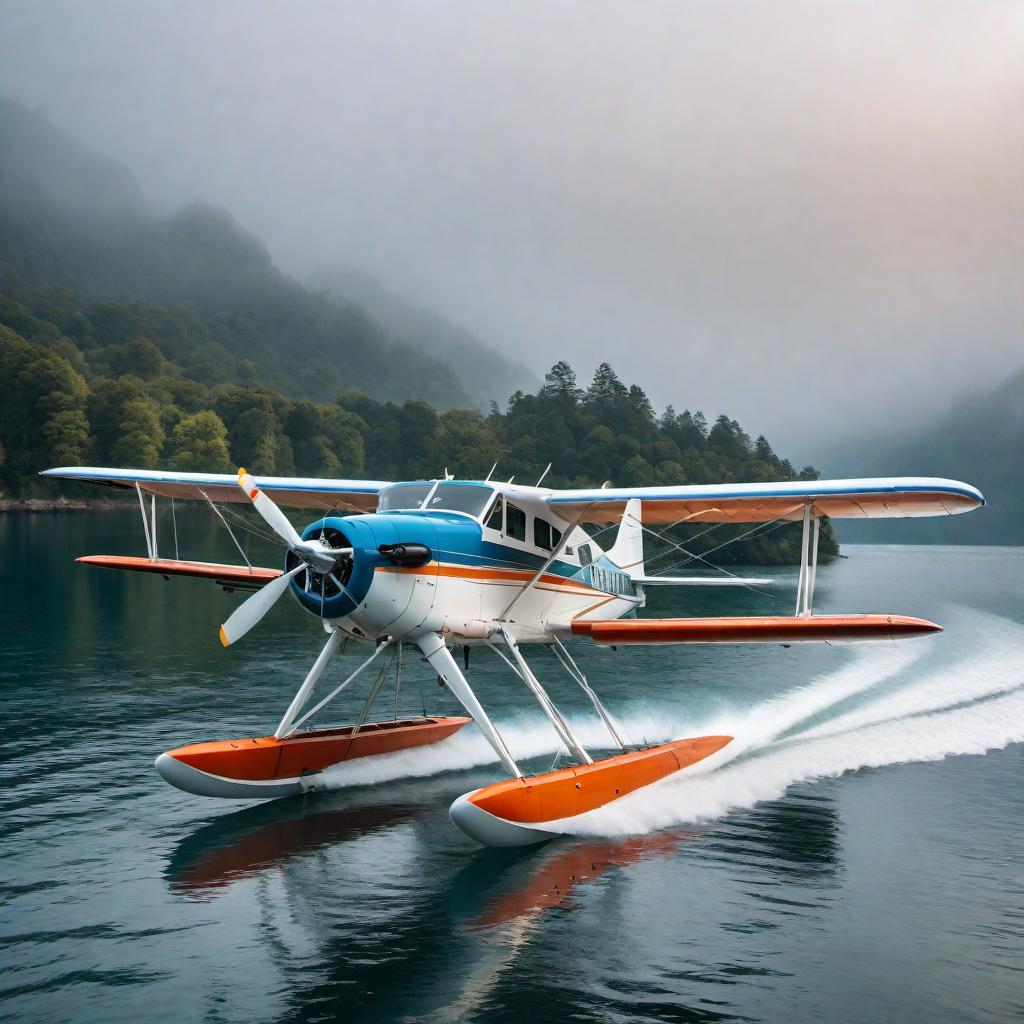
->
1;0;1020;458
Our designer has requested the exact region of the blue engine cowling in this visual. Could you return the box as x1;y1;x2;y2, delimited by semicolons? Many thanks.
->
287;513;444;621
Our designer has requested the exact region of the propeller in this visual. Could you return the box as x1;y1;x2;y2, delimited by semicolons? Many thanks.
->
237;468;351;573
218;468;355;646
219;564;305;646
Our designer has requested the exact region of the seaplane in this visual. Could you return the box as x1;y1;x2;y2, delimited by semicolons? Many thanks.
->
42;464;984;846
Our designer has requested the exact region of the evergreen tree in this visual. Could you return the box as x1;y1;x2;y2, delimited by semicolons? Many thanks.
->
170;411;232;472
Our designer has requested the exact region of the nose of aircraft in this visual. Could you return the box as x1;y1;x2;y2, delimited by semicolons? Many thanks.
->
286;512;439;623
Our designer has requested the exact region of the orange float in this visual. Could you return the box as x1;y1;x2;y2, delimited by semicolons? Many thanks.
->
156;717;470;798
450;734;732;846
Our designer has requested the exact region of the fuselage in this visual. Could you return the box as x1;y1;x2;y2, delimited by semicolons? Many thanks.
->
288;479;643;644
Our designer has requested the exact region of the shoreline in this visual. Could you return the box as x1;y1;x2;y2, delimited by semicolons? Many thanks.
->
0;498;129;513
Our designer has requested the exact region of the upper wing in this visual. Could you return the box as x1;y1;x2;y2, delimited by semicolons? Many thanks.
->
41;466;391;511
546;476;985;524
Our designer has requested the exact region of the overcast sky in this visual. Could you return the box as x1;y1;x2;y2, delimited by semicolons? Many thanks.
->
1;0;1020;461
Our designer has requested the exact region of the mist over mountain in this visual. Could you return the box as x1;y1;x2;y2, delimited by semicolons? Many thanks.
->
833;364;1024;545
309;266;537;408
0;98;515;410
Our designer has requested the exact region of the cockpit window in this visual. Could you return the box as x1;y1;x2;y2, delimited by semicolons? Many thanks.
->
534;518;552;550
484;496;503;531
378;482;434;511
505;503;527;541
423;483;494;517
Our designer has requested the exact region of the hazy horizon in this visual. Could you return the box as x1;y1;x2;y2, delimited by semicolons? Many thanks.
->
1;1;1020;464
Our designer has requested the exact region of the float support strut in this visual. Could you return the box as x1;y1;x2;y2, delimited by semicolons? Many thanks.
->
550;635;627;750
499;628;592;764
275;628;345;738
417;633;521;778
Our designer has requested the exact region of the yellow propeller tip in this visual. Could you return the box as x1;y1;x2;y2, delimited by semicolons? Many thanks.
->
219;625;229;647
237;466;247;477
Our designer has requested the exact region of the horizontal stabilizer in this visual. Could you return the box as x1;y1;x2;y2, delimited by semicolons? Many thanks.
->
77;555;281;587
634;576;772;586
570;613;941;644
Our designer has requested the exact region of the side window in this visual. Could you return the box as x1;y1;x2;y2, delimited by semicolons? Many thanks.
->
484;496;503;531
551;526;563;550
534;518;552;550
505;503;527;541
578;543;593;567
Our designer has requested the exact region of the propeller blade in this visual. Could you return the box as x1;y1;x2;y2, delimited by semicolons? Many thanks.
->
219;564;304;647
237;467;304;548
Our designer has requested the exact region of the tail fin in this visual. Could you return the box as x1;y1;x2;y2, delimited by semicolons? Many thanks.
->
606;498;645;578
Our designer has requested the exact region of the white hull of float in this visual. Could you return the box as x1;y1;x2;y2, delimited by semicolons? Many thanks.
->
449;795;562;846
450;734;733;847
154;753;308;799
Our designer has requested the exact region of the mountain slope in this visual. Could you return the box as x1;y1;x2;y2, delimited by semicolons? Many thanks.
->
310;266;537;409
0;98;514;410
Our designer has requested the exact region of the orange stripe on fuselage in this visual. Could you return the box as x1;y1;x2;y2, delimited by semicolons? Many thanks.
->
375;561;612;598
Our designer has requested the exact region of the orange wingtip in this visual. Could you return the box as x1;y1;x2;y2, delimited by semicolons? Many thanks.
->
219;625;229;647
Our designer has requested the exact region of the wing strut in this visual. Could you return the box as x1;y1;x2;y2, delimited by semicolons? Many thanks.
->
135;483;154;560
794;504;821;616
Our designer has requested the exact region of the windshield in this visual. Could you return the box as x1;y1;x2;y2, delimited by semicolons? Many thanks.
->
377;481;495;518
423;483;494;517
378;482;434;511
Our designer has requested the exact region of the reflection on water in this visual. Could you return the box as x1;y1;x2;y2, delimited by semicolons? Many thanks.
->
458;830;699;930
166;797;425;898
2;513;1023;1024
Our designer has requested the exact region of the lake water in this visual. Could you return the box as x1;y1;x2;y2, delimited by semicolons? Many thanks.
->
1;509;1022;1023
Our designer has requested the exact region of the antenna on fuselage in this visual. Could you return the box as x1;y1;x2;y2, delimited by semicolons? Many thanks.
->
535;463;552;487
484;462;497;482
507;475;516;483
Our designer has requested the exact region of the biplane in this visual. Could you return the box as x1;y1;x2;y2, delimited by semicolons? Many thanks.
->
42;464;984;846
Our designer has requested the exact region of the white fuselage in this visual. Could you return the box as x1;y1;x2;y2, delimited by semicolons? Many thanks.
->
311;480;644;645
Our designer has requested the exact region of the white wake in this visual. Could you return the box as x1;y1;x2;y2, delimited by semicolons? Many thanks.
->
315;610;1024;836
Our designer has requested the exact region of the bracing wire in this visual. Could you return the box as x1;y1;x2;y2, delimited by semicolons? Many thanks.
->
215;503;282;546
622;514;775;598
652;516;796;582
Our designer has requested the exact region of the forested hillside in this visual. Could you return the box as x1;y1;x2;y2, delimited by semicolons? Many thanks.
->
0;98;521;410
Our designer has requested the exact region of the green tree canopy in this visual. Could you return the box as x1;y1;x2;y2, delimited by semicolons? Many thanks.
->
170;411;232;472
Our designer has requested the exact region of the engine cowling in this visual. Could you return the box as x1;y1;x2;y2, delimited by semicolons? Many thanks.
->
287;514;441;627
